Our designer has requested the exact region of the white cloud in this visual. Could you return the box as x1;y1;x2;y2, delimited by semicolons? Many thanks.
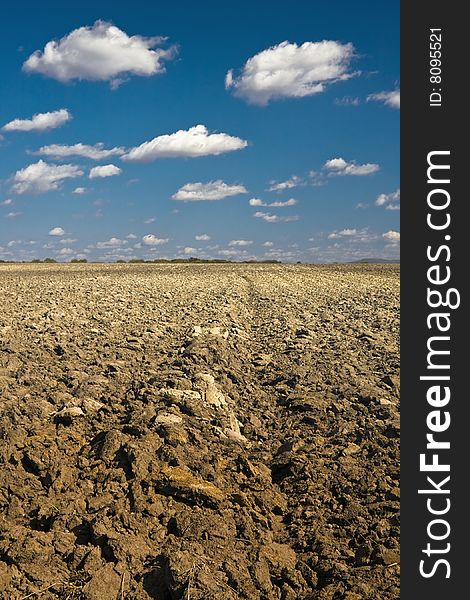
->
229;240;253;246
96;237;127;248
269;198;297;207
49;227;65;236
249;197;297;208
328;228;359;239
5;212;21;218
142;234;169;246
172;180;247;201
23;21;176;86
58;247;74;256
335;96;360;107
11;160;83;194
89;164;122;179
126;233;137;239
72;187;87;194
182;247;197;254
355;202;369;209
383;230;400;243
2;109;71;132
60;238;77;244
368;90;400;109
36;142;125;160
195;234;210;241
218;249;247;257
254;211;299;223
323;157;379;176
1;199;13;205
226;40;356;105
375;188;400;211
263;241;274;247
122;124;247;162
266;176;303;192
144;217;156;224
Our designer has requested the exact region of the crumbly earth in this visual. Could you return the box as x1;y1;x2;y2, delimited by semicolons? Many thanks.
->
0;263;400;599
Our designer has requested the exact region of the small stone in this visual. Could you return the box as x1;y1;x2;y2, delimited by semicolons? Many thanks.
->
343;442;361;456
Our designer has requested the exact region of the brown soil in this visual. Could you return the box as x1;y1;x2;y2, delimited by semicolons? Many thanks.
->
0;263;400;599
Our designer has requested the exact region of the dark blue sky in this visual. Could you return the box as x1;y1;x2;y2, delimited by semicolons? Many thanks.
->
0;0;399;262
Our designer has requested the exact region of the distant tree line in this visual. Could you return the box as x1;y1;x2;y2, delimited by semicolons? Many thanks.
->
1;257;283;264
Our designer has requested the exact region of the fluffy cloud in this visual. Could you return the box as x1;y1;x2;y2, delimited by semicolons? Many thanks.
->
2;109;71;132
368;90;400;109
5;212;21;218
323;157;379;176
375;188;400;210
182;247;197;254
89;164;122;179
48;227;65;236
23;21;176;86
72;187;87;194
126;233;137;239
195;234;210;241
1;199;13;205
11;160;83;194
229;240;253;246
269;198;297;207
142;234;169;246
249;197;297;207
266;176;303;192
254;211;299;223
122;125;247;162
383;230;400;243
263;241;274;247
328;228;361;239
96;237;127;248
58;247;74;256
172;180;247;202
226;40;356;105
36;143;125;160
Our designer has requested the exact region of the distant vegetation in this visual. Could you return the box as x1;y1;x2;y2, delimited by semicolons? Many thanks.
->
1;257;282;265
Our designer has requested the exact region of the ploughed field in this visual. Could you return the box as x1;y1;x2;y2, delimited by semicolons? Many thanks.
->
0;263;400;599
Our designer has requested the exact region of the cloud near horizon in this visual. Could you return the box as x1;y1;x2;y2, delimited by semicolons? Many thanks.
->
122;125;247;161
172;180;247;201
48;227;65;236
142;234;169;246
383;230;400;243
226;40;356;105
2;109;71;132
